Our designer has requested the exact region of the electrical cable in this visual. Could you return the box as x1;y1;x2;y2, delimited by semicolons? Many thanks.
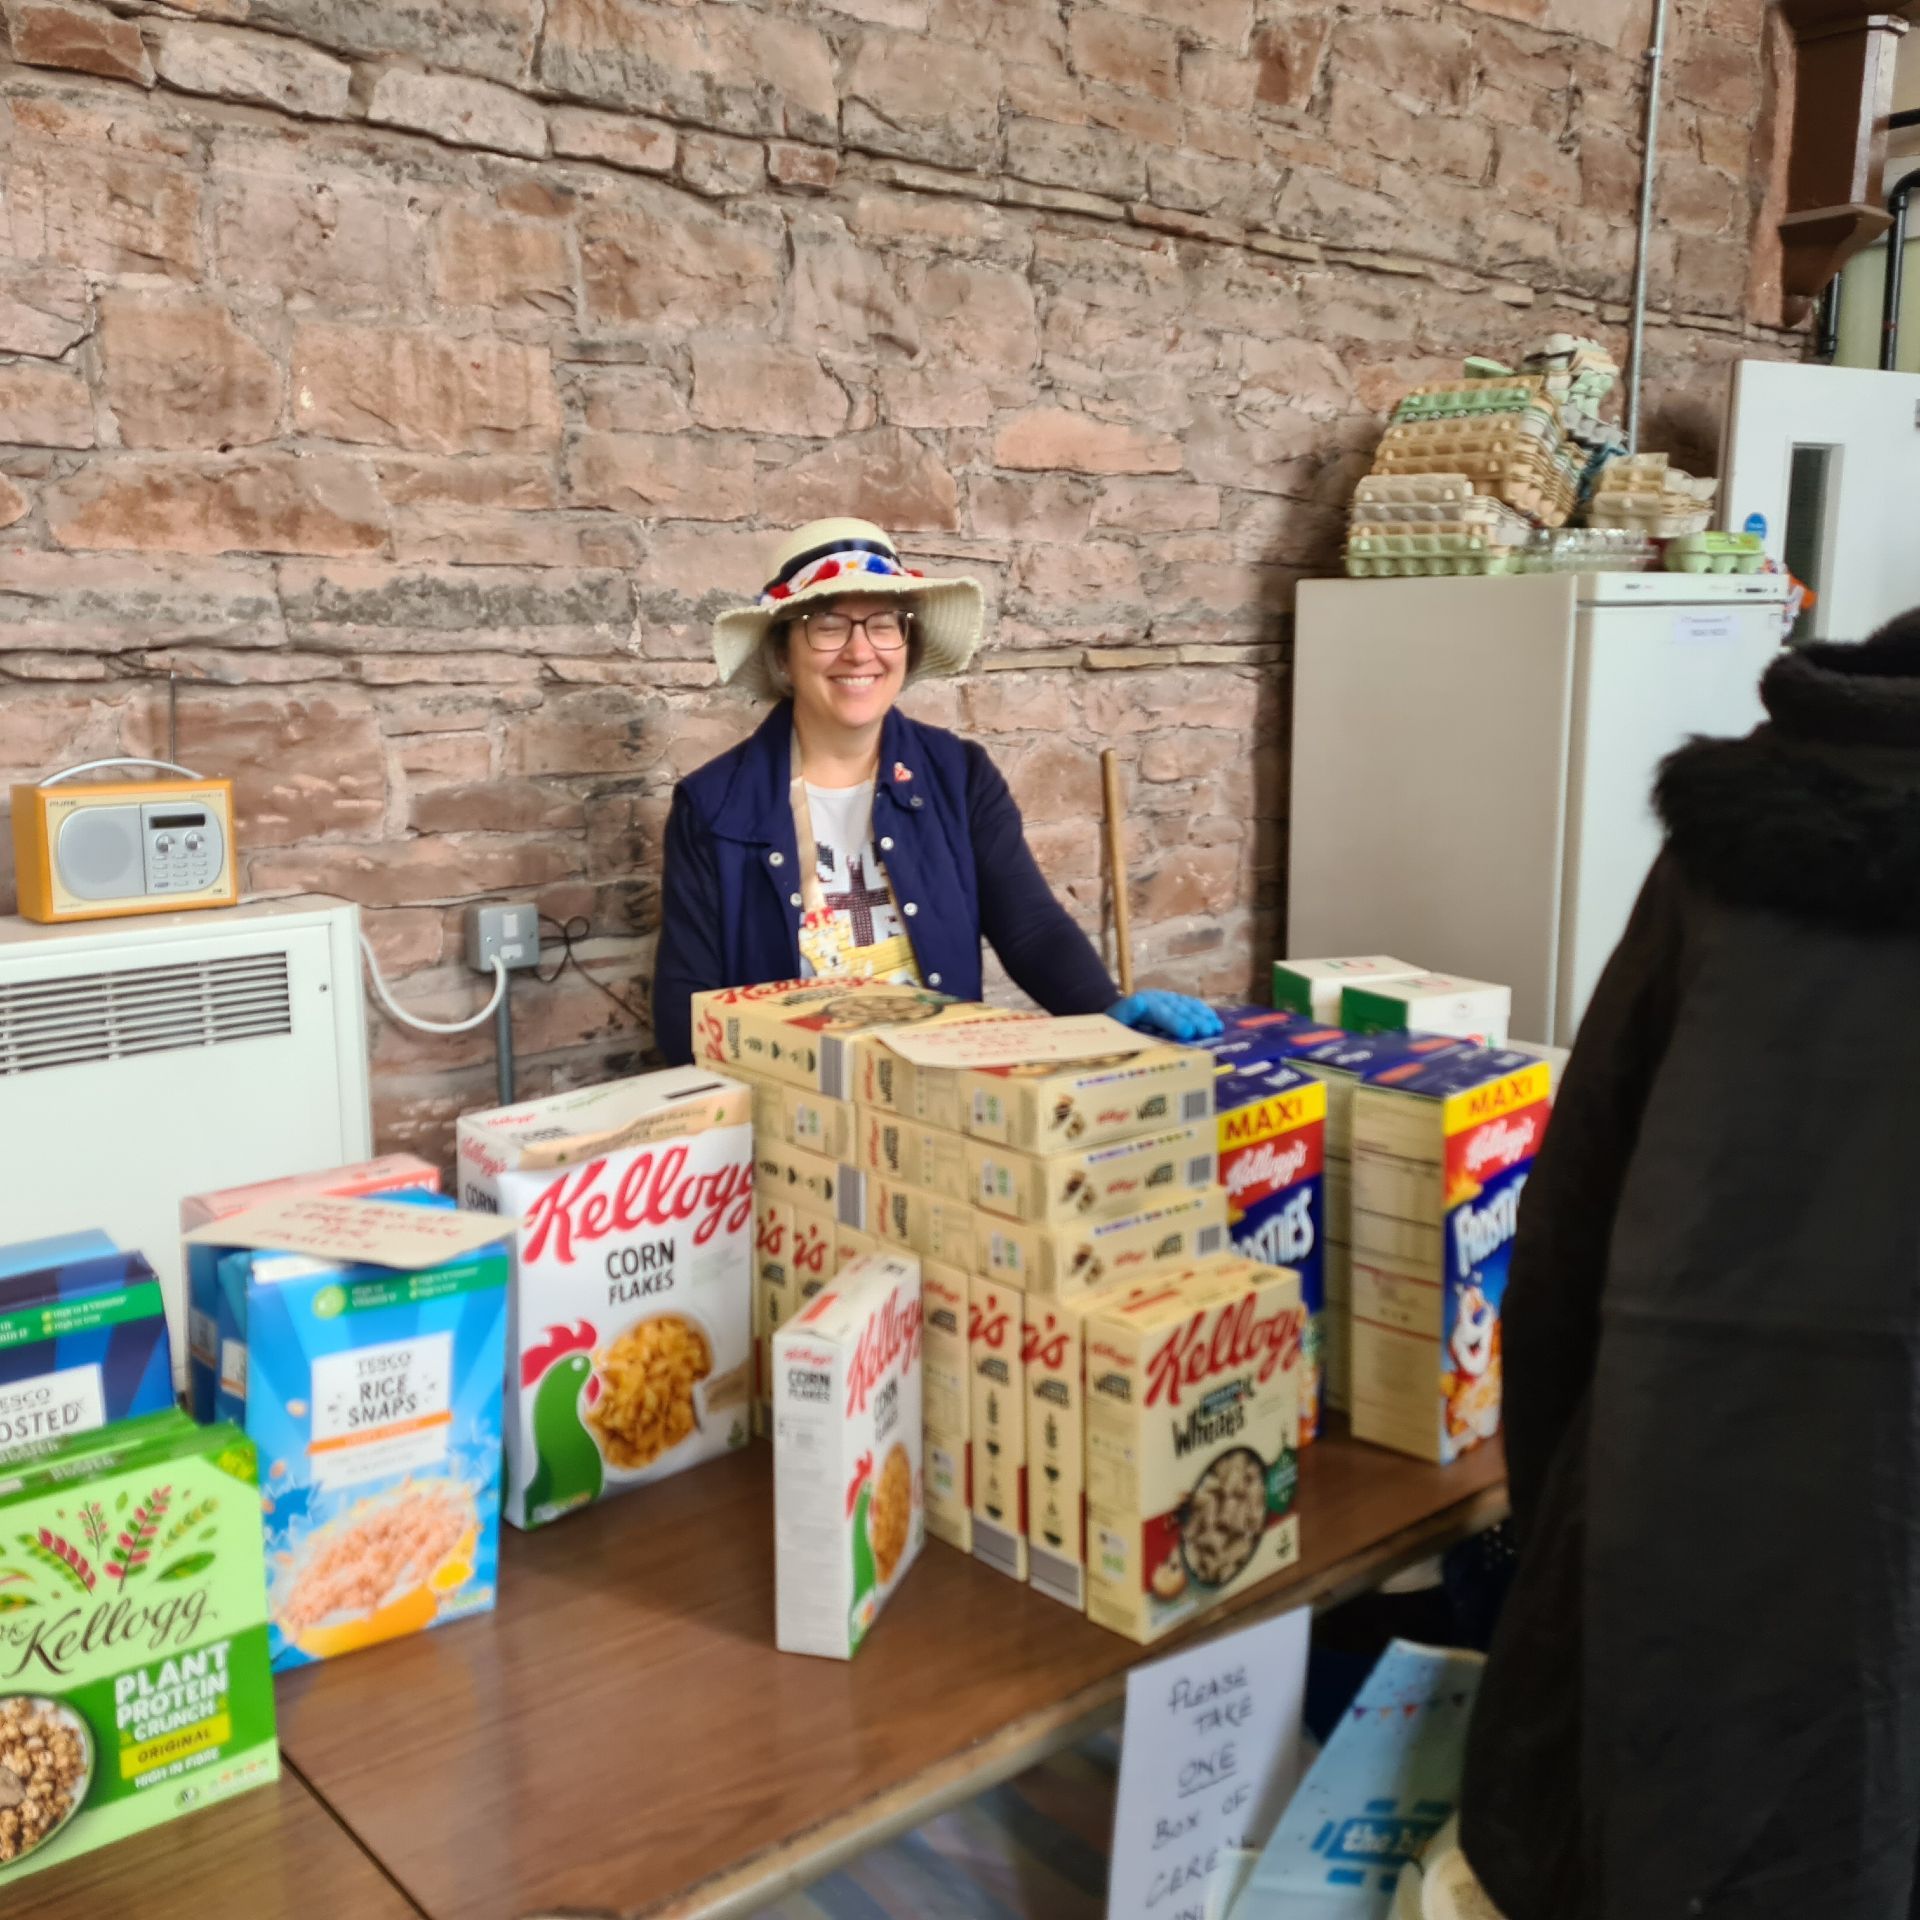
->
359;932;509;1035
538;913;649;1026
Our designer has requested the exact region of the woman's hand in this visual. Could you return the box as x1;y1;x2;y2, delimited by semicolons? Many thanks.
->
1108;991;1224;1043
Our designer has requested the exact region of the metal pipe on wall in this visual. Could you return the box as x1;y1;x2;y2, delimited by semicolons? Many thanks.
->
1880;169;1920;371
1624;0;1672;453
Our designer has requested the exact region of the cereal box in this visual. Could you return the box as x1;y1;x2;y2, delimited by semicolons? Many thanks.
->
925;1429;971;1554
967;1272;1028;1583
1216;1064;1328;1444
778;1085;857;1162
791;1202;836;1307
1084;1264;1305;1645
979;1189;1230;1296
1272;955;1424;1023
1186;1007;1321;1079
773;1251;924;1659
1340;973;1512;1048
182;1154;441;1420
922;1259;971;1555
0;1232;116;1279
962;1045;1215;1154
0;1411;279;1887
456;1067;754;1531
775;1142;866;1225
182;1197;513;1668
858;1111;973;1205
1349;1050;1550;1464
868;1175;978;1271
968;1121;1216;1225
0;1249;174;1451
693;980;1013;1097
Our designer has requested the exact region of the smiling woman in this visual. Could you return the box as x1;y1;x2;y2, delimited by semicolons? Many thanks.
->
649;519;1222;1063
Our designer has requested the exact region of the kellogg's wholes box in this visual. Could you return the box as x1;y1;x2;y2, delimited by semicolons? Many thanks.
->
979;1189;1230;1298
961;1046;1215;1155
922;1258;972;1555
692;980;1013;1098
968;1272;1029;1584
855;1009;1045;1131
968;1121;1217;1226
1215;1064;1328;1445
1272;956;1425;1023
1084;1265;1305;1645
867;1175;978;1272
1340;974;1513;1049
1348;1051;1550;1465
773;1252;924;1660
779;1084;858;1163
858;1112;974;1206
182;1154;441;1421
457;1067;755;1531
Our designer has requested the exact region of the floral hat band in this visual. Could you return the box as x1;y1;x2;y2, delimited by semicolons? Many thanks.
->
759;538;925;610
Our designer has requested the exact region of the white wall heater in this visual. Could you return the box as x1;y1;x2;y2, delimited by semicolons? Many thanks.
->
0;895;374;1384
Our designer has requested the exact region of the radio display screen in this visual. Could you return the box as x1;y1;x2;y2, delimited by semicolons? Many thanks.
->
149;812;207;829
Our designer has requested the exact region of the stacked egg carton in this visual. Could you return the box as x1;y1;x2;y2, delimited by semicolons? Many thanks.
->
1526;336;1628;511
1345;476;1536;579
1664;530;1765;576
1369;375;1583;528
1588;454;1717;540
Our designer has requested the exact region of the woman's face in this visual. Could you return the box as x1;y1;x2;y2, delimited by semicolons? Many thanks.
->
783;593;910;737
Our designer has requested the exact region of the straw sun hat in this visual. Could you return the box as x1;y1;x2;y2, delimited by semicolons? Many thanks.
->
712;518;985;700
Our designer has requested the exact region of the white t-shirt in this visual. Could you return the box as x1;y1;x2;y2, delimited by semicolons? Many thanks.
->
798;780;910;973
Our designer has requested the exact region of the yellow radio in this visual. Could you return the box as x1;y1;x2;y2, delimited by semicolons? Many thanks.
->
12;759;238;925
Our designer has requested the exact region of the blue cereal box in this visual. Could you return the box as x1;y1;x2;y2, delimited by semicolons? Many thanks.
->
0;1231;118;1280
1216;1063;1328;1445
183;1195;511;1670
1187;1007;1321;1078
0;1250;175;1451
1347;1050;1551;1464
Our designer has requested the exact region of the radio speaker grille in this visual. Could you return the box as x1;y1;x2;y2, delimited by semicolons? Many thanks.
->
0;952;293;1076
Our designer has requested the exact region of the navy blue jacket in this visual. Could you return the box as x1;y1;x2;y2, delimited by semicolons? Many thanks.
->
653;702;1117;1064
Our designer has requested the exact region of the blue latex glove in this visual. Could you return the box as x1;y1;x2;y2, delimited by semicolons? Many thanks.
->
1109;991;1224;1043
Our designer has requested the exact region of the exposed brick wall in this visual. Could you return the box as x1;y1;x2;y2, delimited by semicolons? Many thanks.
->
0;0;1799;1163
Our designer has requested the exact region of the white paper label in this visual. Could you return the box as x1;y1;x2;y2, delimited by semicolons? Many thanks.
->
1675;609;1739;646
0;1364;105;1449
220;1339;248;1402
886;1013;1152;1071
309;1330;453;1490
1107;1609;1312;1920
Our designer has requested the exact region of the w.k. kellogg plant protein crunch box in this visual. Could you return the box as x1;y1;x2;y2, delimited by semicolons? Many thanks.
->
457;1068;754;1531
1349;1051;1550;1464
774;1252;924;1659
1085;1264;1304;1644
0;1410;278;1885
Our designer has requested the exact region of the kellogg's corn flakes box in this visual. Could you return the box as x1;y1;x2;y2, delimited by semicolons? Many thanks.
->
774;1252;924;1660
1348;1050;1550;1464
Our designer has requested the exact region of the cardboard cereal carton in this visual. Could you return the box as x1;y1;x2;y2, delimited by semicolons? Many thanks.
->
182;1197;513;1669
867;1175;978;1271
978;1189;1230;1297
967;1272;1029;1583
968;1121;1216;1225
778;1084;857;1162
853;1008;1044;1131
1084;1264;1305;1644
962;1046;1215;1154
457;1067;754;1530
1348;1049;1550;1464
922;1258;971;1554
773;1252;924;1659
858;1112;973;1205
1272;955;1424;1023
0;1411;279;1886
1215;1063;1328;1444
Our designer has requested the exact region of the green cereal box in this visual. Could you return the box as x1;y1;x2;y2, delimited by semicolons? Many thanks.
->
0;1410;278;1884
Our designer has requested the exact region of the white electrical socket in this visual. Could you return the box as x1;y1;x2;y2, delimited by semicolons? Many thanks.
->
466;902;541;973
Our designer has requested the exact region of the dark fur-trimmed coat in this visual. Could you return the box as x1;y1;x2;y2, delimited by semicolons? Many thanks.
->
1461;621;1920;1919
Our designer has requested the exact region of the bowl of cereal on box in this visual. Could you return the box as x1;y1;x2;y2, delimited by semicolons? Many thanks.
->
1178;1447;1271;1591
0;1695;93;1868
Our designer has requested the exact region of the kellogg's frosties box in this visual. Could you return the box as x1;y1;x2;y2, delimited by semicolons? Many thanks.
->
1215;1064;1327;1444
1347;1050;1550;1464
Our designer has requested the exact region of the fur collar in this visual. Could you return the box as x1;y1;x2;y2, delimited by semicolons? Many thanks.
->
1657;619;1920;933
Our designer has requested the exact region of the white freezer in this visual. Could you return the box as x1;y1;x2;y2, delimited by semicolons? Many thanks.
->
1287;573;1788;1048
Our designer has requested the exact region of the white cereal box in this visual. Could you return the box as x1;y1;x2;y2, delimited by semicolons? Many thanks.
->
774;1251;925;1659
456;1067;754;1531
1272;955;1424;1023
979;1189;1230;1296
968;1272;1029;1583
1084;1264;1305;1644
1340;973;1512;1048
968;1121;1217;1225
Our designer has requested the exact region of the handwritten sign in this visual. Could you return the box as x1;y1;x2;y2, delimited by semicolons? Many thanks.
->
1107;1608;1312;1920
185;1195;517;1266
881;1013;1152;1071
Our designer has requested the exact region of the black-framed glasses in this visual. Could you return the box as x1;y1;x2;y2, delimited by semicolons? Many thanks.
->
801;609;910;653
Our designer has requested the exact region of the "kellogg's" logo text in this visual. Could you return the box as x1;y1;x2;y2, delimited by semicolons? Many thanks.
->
1144;1295;1298;1409
1464;1116;1538;1176
522;1147;752;1264
847;1285;922;1417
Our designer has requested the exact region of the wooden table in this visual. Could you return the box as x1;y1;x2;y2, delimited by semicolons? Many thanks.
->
11;1769;421;1918
271;1429;1506;1920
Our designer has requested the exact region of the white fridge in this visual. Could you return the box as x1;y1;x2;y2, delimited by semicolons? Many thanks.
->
1287;572;1789;1047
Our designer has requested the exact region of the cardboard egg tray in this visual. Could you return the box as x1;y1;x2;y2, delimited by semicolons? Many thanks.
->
1369;454;1576;526
1346;526;1528;560
1664;531;1765;575
1352;473;1478;506
1348;498;1535;545
1588;503;1715;539
1344;550;1522;578
1378;414;1559;458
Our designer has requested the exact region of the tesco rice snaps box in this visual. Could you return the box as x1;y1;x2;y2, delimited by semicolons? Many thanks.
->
0;1411;279;1887
1216;1064;1328;1445
182;1198;512;1671
458;1069;754;1531
1349;1051;1550;1464
774;1252;924;1660
0;1250;174;1452
1084;1264;1305;1645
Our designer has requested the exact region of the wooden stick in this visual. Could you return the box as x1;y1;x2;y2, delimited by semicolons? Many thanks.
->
1101;747;1135;997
